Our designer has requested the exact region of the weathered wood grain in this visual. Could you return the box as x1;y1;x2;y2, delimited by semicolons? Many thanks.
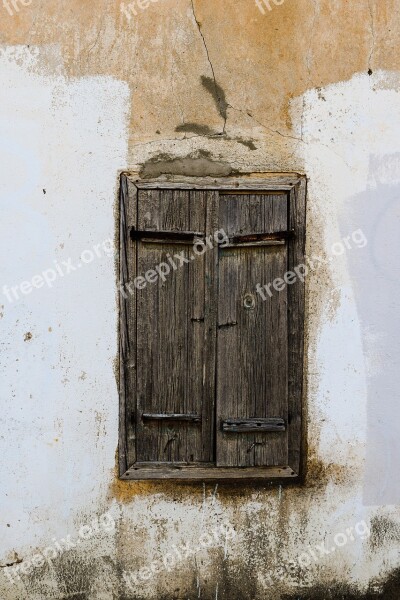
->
130;229;204;244
288;178;307;475
118;175;129;476
121;465;297;480
222;418;286;432
216;193;289;468
134;189;214;464
119;174;138;475
202;190;219;462
143;413;202;422
132;175;302;191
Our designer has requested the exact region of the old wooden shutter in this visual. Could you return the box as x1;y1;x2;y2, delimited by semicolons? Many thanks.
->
129;188;217;465
216;193;288;467
119;175;306;480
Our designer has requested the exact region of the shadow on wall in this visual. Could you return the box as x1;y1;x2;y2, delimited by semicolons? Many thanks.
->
341;153;400;506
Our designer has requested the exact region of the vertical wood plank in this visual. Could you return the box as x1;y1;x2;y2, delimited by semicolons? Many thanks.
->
288;179;307;475
135;189;213;464
216;193;289;467
202;190;219;462
119;174;138;473
119;175;129;476
184;190;205;462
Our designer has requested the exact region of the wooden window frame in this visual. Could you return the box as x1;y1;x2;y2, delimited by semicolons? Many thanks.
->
118;174;307;481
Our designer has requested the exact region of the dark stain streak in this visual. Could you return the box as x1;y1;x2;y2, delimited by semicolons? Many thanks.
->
51;554;95;599
201;75;228;122
236;138;258;150
305;454;352;489
369;515;400;551
175;123;216;136
15;521;400;599
175;121;258;149
282;567;400;599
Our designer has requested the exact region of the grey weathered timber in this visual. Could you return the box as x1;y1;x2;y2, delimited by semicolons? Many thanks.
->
222;418;286;433
130;229;204;244
287;178;307;475
227;230;295;245
223;240;285;248
121;465;297;480
119;175;130;476
142;413;202;422
134;188;216;464
216;193;289;468
119;174;307;480
133;175;302;191
119;175;139;475
202;190;219;463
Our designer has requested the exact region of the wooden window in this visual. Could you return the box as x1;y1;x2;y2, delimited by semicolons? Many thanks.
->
119;175;306;480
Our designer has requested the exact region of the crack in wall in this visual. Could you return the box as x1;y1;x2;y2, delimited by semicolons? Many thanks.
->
227;103;304;143
190;0;227;134
306;0;318;85
367;0;375;72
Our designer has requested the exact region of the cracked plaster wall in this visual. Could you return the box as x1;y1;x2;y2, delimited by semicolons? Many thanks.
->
1;1;400;598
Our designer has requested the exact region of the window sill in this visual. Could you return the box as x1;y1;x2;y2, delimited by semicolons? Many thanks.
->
120;464;298;480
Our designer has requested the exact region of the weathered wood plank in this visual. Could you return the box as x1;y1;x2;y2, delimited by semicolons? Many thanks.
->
143;414;202;422
201;190;219;463
119;174;138;474
121;465;297;480
130;229;204;243
118;174;129;476
288;178;307;475
216;193;289;468
130;175;303;191
134;189;213;464
228;230;295;244
223;240;285;248
222;418;286;433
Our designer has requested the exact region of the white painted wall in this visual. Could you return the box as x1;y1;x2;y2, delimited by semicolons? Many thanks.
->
0;46;129;598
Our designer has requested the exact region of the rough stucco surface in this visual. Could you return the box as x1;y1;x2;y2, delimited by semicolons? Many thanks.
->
0;1;400;598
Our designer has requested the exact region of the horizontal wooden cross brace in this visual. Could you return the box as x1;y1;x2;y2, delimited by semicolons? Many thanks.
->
142;413;202;422
130;228;204;244
222;418;286;432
